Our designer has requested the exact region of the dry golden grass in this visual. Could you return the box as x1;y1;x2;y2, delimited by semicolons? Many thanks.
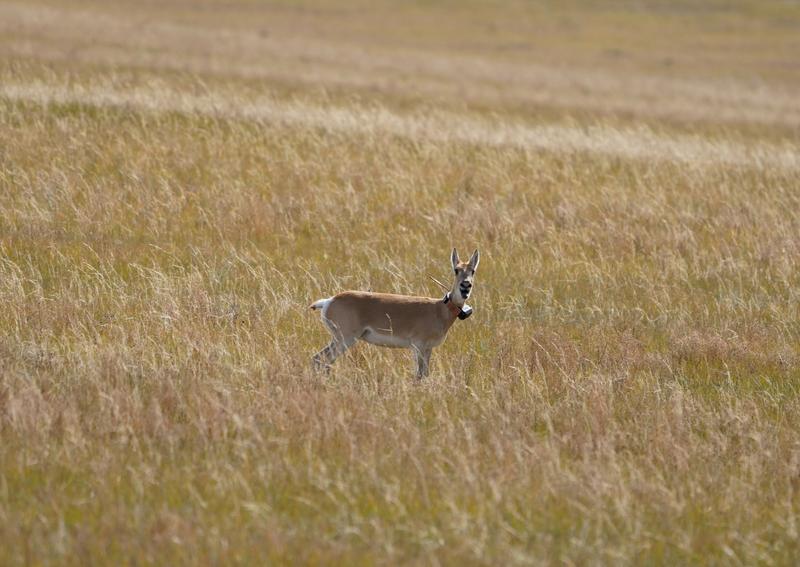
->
1;0;800;564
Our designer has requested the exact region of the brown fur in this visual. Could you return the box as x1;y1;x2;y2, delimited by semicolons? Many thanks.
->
310;249;480;378
326;291;458;345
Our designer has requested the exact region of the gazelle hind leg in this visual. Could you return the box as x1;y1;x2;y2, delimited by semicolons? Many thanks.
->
312;313;354;372
312;335;356;372
312;343;333;372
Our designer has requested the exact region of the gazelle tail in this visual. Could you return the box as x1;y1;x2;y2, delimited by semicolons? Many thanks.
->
309;297;333;311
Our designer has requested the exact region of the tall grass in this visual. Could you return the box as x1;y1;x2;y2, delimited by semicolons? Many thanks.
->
1;1;800;564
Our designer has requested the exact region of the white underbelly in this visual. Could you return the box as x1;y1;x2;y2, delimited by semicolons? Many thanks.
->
361;328;412;349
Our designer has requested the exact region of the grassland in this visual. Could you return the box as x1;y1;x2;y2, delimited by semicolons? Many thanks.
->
1;0;800;564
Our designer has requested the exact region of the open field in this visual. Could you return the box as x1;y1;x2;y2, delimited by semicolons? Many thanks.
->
1;0;800;564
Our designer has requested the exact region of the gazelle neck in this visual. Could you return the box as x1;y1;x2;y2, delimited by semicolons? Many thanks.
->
445;290;465;305
443;292;473;321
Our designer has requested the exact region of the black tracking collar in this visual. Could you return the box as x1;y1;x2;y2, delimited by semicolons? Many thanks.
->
443;293;473;320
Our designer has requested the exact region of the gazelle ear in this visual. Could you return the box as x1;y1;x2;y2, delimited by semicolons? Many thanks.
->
468;249;480;271
451;248;460;271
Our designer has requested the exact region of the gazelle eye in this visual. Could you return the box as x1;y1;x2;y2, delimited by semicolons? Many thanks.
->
454;268;461;275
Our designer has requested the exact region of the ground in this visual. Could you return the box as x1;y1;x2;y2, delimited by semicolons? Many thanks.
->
1;0;800;564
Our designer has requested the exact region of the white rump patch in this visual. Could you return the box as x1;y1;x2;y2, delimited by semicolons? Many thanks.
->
310;297;333;316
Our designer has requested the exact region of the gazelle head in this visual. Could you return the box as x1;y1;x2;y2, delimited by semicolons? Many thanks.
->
450;248;480;305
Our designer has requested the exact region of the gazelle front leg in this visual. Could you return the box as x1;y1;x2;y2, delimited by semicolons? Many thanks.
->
413;345;433;379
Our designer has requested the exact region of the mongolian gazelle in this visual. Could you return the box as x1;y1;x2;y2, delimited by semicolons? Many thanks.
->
310;249;480;379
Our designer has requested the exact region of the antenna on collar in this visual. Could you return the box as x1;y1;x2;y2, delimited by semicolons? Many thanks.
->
429;275;449;292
